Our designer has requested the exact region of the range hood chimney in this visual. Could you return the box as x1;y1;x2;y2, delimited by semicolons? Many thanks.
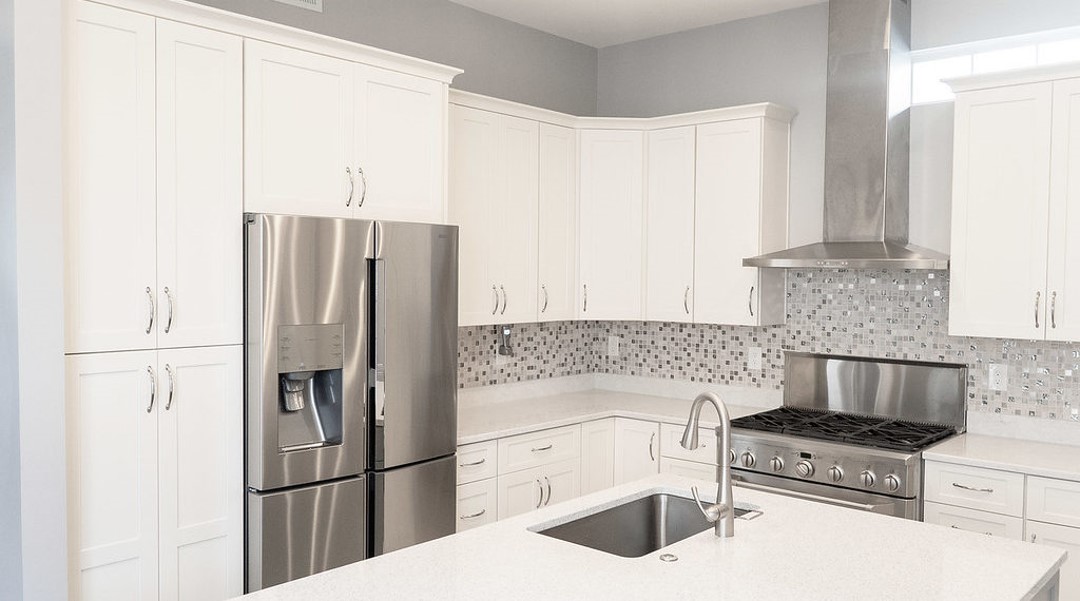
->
744;0;949;270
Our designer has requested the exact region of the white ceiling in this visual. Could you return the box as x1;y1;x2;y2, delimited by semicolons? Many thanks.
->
447;0;827;48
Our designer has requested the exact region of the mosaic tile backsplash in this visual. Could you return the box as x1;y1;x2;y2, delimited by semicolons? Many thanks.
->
458;269;1080;422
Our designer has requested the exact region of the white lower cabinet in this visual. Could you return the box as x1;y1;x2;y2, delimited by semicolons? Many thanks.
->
1027;520;1080;599
923;501;1024;540
613;418;660;485
580;419;615;495
456;478;498;532
660;457;716;482
497;459;580;520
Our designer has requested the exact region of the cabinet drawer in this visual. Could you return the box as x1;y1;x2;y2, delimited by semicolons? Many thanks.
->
497;458;580;520
923;501;1024;540
457;440;498;485
1028;476;1080;529
659;423;722;465
660;457;717;482
924;461;1025;517
498;425;580;475
456;478;498;532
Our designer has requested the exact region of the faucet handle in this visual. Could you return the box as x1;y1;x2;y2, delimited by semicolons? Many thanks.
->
690;486;722;522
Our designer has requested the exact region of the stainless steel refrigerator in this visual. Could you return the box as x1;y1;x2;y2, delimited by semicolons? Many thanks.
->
244;214;458;591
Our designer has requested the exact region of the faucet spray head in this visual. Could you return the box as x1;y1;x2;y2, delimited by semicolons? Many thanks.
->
679;423;699;450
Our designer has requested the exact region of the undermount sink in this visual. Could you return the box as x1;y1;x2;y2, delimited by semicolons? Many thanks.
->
535;493;751;558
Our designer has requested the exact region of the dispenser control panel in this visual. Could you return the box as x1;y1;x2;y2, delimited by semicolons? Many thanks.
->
277;324;344;373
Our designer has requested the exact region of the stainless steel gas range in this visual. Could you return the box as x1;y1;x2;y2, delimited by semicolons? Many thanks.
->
729;352;967;520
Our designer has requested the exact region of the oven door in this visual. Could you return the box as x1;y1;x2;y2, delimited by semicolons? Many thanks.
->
732;470;920;520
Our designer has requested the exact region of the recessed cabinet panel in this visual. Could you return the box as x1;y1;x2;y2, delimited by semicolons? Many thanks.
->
613;419;660;485
494;116;539;324
1048;77;1080;342
1026;520;1080;599
538;123;578;322
646;127;696;323
580;419;615;494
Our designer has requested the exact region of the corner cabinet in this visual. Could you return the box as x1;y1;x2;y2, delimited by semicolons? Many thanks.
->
949;68;1080;341
645;126;697;323
538;123;580;322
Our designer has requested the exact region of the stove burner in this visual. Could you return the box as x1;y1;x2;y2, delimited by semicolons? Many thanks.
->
731;406;955;452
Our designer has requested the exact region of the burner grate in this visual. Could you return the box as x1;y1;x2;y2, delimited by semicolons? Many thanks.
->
731;407;955;452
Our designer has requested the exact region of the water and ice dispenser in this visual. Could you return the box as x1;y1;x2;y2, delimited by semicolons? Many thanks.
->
276;324;345;452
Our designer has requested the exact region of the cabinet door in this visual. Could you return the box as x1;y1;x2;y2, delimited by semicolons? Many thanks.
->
580;419;615;494
67;351;159;601
1048;78;1080;341
542;459;582;507
156;21;243;349
646;126;696;322
355;65;446;223
497;466;549;519
578;129;644;320
613;418;659;486
67;3;157;353
449;105;500;326
950;82;1053;339
158;346;243;601
694;119;770;326
537;123;578;322
1027;521;1080;600
493;115;539;324
244;40;354;218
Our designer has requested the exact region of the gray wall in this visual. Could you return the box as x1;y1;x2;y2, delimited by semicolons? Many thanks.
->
596;3;829;248
187;0;598;115
912;0;1080;50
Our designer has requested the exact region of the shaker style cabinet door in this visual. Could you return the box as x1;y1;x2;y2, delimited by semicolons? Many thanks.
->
493;115;539;325
66;3;157;354
157;346;243;601
537;123;579;322
244;39;354;218
580;419;615;495
613;419;660;486
578;129;645;321
67;351;159;601
645;126;696;323
355;64;446;223
949;82;1053;339
1026;521;1080;600
156;21;243;349
1047;77;1080;342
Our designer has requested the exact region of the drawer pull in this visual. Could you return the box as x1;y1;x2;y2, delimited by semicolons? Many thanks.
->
1031;533;1038;543
459;458;486;467
460;509;486;520
531;444;553;452
952;482;994;494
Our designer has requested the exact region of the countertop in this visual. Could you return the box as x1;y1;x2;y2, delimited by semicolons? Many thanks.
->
457;389;768;445
234;474;1066;601
925;433;1080;481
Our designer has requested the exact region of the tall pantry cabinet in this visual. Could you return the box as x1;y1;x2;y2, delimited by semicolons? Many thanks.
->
67;3;242;600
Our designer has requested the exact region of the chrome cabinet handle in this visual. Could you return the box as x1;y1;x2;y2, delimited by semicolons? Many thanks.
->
535;479;544;508
649;432;656;461
1035;291;1041;328
459;458;486;467
163;287;174;334
952;482;994;494
345;166;354;207
544;476;552;506
460;509;486;520
164;364;175;411
531;444;553;452
146;366;156;414
499;285;507;315
491;285;498;315
1051;291;1057;329
582;284;588;313
541;285;549;313
357;165;368;208
748;286;755;317
684;286;690;315
145;287;155;334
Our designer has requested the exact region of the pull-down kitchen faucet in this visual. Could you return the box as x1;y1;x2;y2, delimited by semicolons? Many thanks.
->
680;391;735;538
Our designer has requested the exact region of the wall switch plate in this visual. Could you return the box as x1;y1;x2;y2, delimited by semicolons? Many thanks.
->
607;336;620;357
748;347;763;370
988;364;1007;391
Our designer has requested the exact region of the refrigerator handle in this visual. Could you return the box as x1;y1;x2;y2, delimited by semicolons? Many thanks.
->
373;257;386;422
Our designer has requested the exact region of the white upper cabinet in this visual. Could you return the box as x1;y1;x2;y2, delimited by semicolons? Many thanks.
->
494;115;540;324
354;64;447;223
578;129;645;321
1047;77;1080;341
694;118;788;327
156;20;243;349
537;123;579;322
67;3;157;353
645;126;696;323
244;40;354;218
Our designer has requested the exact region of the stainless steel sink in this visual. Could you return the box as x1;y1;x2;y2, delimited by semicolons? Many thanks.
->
535;493;750;558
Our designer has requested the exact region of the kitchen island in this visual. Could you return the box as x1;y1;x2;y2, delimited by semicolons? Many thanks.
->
234;474;1065;601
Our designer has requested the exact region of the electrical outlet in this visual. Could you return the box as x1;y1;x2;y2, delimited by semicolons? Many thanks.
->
607;336;621;357
748;347;763;370
988;364;1007;391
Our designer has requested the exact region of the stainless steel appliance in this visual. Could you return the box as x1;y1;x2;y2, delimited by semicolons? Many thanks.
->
729;352;966;520
244;214;458;591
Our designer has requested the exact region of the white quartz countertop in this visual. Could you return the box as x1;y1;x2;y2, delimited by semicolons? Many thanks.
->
925;433;1080;481
234;474;1065;601
457;389;767;445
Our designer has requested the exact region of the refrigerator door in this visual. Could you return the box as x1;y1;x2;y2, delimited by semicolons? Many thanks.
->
246;476;367;592
371;221;458;470
371;455;457;556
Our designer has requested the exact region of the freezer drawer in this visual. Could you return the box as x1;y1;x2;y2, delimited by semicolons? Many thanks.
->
372;455;456;556
247;477;366;592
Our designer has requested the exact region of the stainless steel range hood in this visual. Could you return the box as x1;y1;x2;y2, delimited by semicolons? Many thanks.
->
744;0;949;270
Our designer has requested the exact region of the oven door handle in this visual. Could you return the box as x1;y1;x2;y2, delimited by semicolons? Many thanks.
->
732;478;899;512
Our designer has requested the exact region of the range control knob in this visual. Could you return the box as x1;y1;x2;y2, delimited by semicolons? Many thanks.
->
729;449;737;465
795;460;814;478
769;456;785;472
884;474;902;493
740;452;756;468
860;470;876;488
826;466;844;483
